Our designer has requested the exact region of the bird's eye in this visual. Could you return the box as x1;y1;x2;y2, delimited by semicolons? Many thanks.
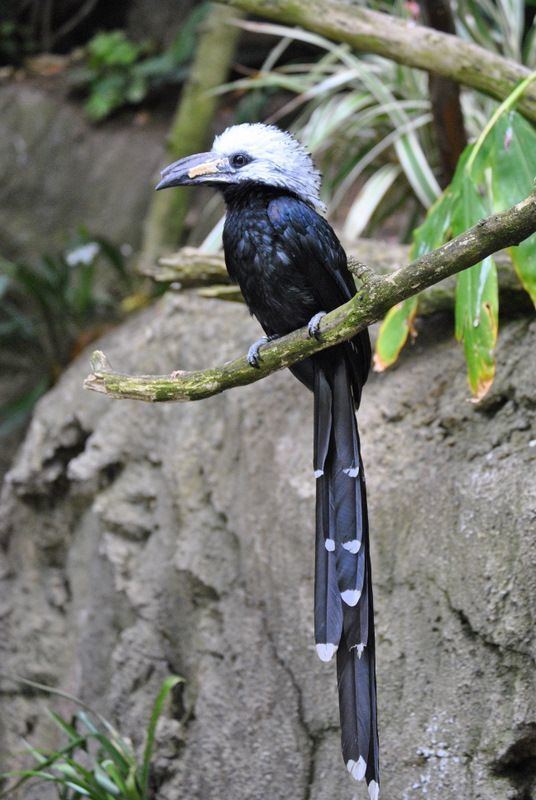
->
231;153;250;168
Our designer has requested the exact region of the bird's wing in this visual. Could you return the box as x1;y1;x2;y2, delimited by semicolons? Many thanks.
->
267;195;371;394
267;195;355;309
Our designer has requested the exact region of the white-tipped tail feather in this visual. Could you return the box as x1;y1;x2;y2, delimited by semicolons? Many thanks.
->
368;780;380;800
343;465;360;477
341;589;361;607
347;756;367;781
316;643;338;662
313;356;379;794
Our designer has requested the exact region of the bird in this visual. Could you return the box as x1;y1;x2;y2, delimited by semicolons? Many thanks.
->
156;123;379;799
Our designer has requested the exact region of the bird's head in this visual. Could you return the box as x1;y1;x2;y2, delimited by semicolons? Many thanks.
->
156;123;324;211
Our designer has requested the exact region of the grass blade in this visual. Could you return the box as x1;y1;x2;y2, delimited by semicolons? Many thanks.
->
139;676;183;799
342;163;401;240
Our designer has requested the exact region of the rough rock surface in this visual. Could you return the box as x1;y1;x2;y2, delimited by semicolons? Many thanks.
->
0;82;167;260
0;293;534;800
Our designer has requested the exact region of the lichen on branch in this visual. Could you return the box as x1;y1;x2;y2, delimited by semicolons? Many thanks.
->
84;192;536;403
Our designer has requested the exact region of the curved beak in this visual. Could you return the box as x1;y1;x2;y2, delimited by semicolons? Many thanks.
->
155;152;228;190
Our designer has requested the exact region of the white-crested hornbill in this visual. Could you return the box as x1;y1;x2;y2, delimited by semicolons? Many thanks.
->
156;123;379;799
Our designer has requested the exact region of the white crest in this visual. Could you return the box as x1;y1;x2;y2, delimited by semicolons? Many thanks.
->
212;123;325;211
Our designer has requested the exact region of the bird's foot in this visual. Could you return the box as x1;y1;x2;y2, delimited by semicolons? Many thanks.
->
247;334;278;368
307;311;327;339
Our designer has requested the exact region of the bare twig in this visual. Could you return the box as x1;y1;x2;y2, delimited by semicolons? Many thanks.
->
84;192;536;402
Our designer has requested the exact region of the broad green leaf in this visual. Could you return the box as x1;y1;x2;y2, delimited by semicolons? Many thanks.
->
410;156;469;255
487;112;536;303
373;174;461;370
373;297;418;371
453;182;498;400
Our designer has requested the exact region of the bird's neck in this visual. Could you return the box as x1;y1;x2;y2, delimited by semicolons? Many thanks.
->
222;183;300;211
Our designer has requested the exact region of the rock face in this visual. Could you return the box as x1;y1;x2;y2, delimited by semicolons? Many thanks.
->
0;82;167;260
0;294;534;800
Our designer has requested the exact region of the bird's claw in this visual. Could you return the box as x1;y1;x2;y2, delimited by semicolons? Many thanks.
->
308;311;327;339
247;334;280;367
247;337;269;368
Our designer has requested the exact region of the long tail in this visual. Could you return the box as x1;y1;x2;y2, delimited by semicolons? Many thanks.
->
313;353;379;799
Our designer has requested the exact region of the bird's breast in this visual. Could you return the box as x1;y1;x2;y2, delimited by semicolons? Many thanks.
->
223;206;317;336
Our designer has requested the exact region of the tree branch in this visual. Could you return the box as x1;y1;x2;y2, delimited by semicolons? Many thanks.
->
221;0;536;124
145;242;530;316
84;192;536;402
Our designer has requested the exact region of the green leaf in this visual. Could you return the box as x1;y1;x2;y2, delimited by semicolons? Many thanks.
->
93;765;121;796
76;711;99;735
373;172;462;370
453;183;498;400
85;74;128;121
91;733;133;775
139;676;183;798
64;781;91;796
54;763;102;797
125;74;148;104
101;761;133;799
46;710;80;742
411;171;463;257
167;2;211;65
373;297;418;371
487;112;536;304
342;163;401;240
22;740;49;765
87;32;143;69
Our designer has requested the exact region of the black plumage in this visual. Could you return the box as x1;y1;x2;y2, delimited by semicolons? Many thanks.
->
226;185;379;795
156;125;380;799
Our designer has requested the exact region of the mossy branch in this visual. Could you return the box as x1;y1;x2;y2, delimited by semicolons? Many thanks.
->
145;242;530;315
84;192;536;402
222;0;536;124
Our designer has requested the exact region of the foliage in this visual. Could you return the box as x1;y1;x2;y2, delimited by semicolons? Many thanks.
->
220;2;536;235
0;675;182;800
214;1;536;399
70;5;210;121
218;18;440;233
0;14;36;65
375;80;536;398
0;235;132;435
454;0;536;66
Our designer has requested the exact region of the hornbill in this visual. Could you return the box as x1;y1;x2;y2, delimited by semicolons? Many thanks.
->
156;123;379;799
